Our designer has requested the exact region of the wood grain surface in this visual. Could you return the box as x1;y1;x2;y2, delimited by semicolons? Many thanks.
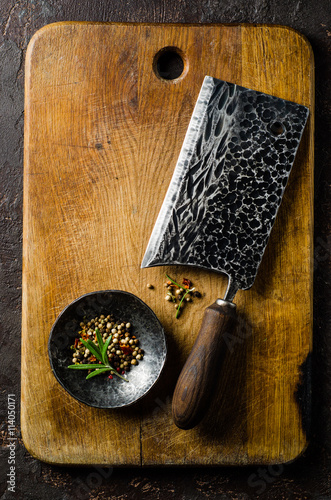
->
21;22;314;466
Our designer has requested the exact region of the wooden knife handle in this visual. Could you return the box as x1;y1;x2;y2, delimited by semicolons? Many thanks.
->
172;299;237;430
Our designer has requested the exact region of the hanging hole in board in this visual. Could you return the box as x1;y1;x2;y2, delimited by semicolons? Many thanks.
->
269;121;286;136
153;47;187;81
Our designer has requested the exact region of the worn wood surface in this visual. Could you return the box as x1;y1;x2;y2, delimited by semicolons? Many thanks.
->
21;22;314;468
21;22;314;467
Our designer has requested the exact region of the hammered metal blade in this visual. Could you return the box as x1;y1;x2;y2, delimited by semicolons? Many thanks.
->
141;77;309;291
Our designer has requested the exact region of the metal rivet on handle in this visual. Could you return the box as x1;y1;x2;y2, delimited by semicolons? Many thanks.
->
269;121;286;136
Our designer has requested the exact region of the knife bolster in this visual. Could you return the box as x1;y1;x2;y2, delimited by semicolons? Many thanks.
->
216;298;236;312
172;300;237;430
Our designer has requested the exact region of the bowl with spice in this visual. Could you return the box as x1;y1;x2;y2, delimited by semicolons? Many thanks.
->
48;290;166;408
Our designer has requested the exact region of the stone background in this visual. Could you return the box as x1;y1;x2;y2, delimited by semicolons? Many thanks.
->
0;1;330;498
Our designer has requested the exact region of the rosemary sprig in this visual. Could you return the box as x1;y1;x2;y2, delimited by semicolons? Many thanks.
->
68;329;129;382
166;274;195;318
80;337;102;361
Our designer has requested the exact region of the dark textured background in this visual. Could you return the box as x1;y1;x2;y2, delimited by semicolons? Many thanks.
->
0;1;330;499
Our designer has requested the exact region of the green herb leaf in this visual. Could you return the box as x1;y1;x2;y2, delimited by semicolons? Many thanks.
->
95;328;104;352
102;335;112;365
68;326;129;382
176;290;189;318
86;367;111;379
80;338;103;362
86;339;102;358
68;362;129;382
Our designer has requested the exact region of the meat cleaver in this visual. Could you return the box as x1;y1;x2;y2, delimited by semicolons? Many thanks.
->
141;76;309;430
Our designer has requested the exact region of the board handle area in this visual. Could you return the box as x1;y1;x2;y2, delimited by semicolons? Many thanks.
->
172;299;237;430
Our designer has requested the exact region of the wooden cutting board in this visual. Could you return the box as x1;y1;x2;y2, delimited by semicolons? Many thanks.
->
22;22;314;466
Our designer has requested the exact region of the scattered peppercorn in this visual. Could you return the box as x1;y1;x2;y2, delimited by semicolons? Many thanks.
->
164;274;202;318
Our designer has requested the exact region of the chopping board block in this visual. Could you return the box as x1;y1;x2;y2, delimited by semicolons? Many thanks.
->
22;22;314;466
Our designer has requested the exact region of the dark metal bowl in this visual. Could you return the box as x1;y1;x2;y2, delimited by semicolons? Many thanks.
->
48;290;166;408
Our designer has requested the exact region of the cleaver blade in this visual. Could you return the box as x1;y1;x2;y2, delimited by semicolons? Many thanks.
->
141;77;309;430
